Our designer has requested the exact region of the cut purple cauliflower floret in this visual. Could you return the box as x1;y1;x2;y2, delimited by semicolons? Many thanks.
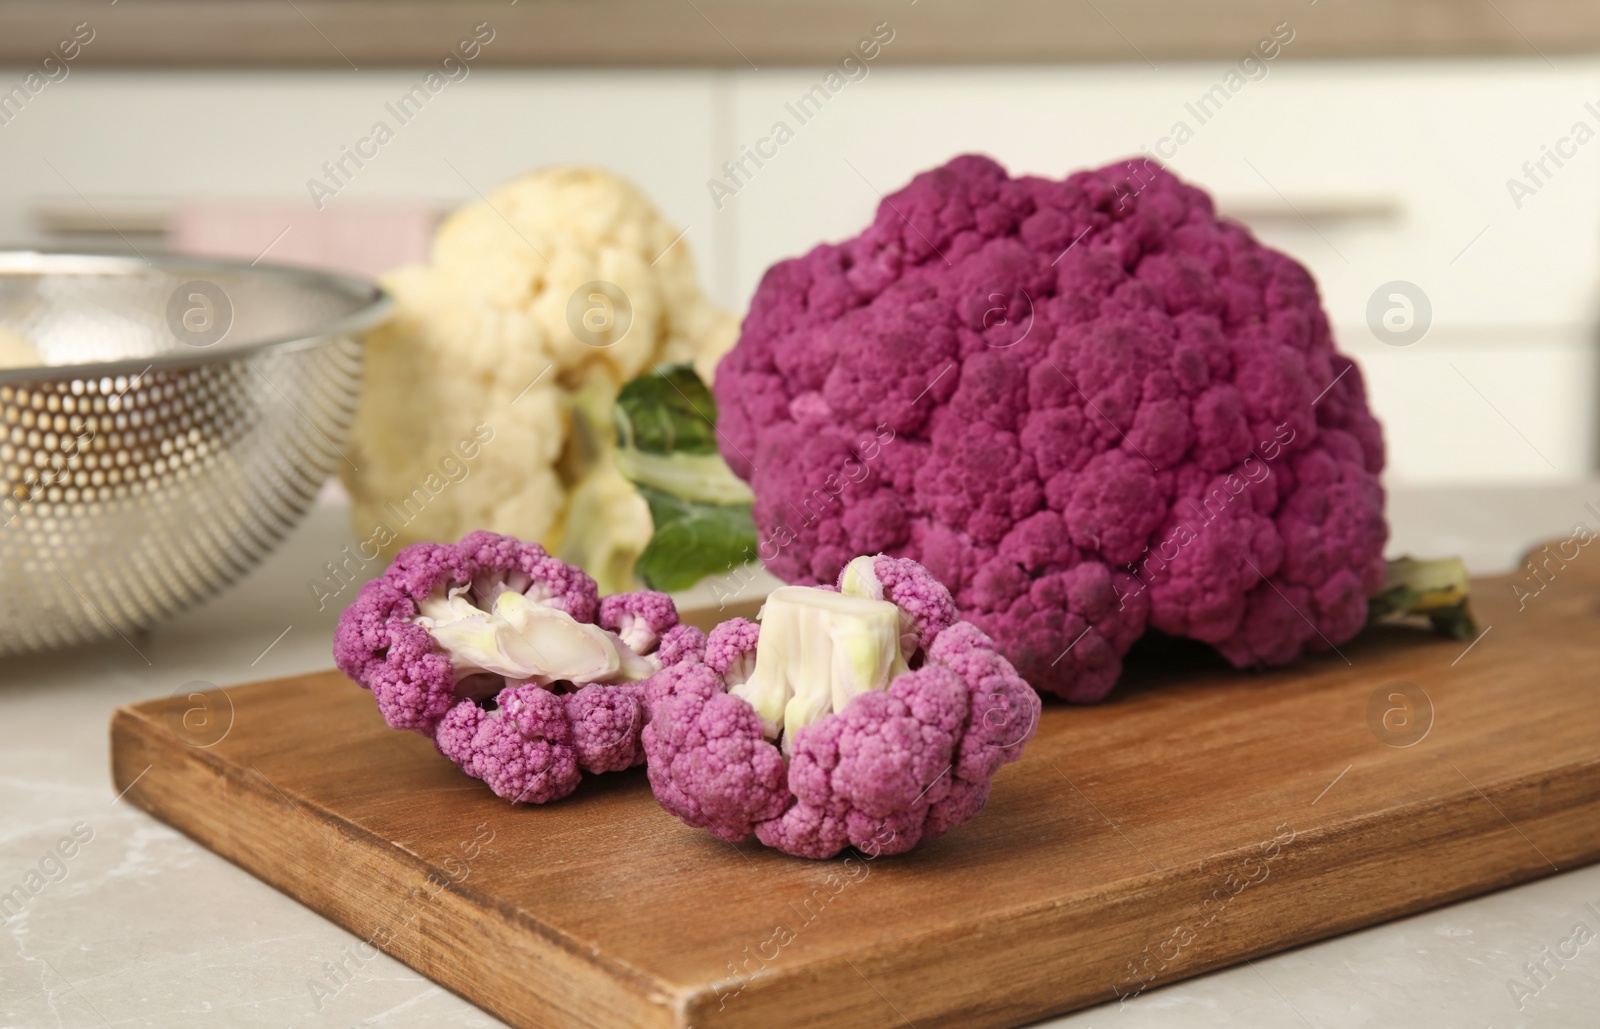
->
642;554;1039;858
334;531;677;803
600;590;679;655
653;623;709;668
713;155;1388;702
704;617;760;686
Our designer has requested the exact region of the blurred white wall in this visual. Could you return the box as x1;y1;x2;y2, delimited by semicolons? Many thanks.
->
0;58;1596;486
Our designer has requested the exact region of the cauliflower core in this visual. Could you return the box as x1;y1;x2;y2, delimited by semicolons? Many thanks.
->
714;155;1388;701
415;586;655;687
731;586;906;752
334;531;681;803
641;554;1039;859
342;166;738;593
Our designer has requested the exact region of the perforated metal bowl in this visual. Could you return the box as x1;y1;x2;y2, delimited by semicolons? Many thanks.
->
0;252;390;655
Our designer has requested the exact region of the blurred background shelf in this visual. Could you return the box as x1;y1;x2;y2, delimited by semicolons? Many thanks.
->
4;0;1600;66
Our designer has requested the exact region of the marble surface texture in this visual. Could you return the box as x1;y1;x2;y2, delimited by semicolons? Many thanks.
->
3;484;1599;1028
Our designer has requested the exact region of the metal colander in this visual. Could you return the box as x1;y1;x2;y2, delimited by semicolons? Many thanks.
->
0;252;391;655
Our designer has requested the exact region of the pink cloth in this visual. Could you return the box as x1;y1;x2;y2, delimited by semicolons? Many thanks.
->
169;199;435;280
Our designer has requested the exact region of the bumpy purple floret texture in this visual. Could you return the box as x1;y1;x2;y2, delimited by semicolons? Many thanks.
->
704;617;760;683
654;623;708;668
642;618;1040;859
600;590;679;654
564;683;648;774
333;530;657;804
435;685;583;804
645;686;791;841
715;155;1388;700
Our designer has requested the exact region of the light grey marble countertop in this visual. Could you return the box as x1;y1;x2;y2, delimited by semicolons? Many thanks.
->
3;483;1599;1029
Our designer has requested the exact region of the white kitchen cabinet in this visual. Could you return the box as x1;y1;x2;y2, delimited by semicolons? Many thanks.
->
1349;327;1596;482
0;69;724;273
725;59;1600;328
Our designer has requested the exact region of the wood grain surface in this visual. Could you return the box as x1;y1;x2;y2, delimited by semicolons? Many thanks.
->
5;0;1595;68
109;548;1600;1028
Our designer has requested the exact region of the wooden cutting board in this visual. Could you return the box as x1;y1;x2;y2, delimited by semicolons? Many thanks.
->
110;549;1600;1029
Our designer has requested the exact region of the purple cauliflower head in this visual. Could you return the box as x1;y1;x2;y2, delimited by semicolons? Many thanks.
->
334;531;677;803
641;553;1039;859
713;155;1387;701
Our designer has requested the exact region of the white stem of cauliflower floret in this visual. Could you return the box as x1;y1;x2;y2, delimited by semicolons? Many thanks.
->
470;568;539;608
838;555;884;600
417;585;653;687
721;649;758;688
838;554;920;664
729;586;908;756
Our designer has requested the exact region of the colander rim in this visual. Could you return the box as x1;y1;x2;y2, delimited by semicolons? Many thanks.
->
0;250;393;385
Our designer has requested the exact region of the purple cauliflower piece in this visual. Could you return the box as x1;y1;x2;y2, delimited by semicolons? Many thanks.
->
704;617;760;685
334;531;670;803
435;684;582;804
600;590;679;655
837;553;959;663
643;660;726;718
334;531;600;733
641;554;1040;858
654;623;708;667
563;683;648;774
713;155;1387;701
645;688;791;841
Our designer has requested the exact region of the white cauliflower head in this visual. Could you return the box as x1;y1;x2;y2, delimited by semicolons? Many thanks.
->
342;166;737;592
0;327;42;369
